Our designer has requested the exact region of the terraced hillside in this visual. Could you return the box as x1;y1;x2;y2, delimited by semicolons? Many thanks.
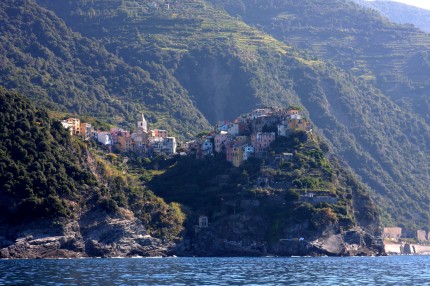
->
208;0;430;228
212;0;430;122
36;0;310;123
0;0;210;137
3;0;430;229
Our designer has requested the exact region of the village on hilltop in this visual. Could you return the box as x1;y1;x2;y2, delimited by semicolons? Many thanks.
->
60;106;312;167
62;108;430;242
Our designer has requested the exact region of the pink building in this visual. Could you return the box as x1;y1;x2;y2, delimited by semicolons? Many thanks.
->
251;132;276;157
214;132;233;153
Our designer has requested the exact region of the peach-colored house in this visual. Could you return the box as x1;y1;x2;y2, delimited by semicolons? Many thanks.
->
251;132;276;157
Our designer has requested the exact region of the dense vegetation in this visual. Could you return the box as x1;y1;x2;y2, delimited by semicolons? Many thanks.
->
0;0;209;138
148;131;379;241
213;0;430;121
0;87;94;220
208;0;430;229
2;0;430;229
0;88;184;240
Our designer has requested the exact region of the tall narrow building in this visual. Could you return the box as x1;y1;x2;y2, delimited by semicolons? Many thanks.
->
137;113;148;133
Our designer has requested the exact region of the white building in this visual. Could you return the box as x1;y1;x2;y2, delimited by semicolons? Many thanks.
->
138;113;148;133
277;124;289;137
201;139;214;157
251;108;271;120
149;137;177;155
61;120;69;130
163;137;177;155
149;137;164;154
97;132;112;145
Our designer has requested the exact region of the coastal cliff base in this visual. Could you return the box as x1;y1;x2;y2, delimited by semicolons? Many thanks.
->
177;226;384;257
0;209;172;259
0;217;384;258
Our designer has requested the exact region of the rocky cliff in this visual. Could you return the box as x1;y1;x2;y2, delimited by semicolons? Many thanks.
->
0;208;172;259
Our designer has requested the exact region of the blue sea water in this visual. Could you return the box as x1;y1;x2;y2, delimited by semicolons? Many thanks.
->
0;256;429;285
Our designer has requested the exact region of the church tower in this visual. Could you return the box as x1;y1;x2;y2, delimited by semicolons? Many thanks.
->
137;113;148;133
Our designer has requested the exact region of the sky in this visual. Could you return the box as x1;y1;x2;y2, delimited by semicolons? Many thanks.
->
389;0;430;10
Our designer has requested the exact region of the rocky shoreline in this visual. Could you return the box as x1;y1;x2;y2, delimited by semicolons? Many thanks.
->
176;226;385;257
0;209;174;259
0;209;384;259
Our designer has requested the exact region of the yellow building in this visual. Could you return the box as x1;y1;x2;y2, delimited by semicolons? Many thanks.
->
118;136;134;152
232;145;244;167
66;118;81;135
288;117;307;131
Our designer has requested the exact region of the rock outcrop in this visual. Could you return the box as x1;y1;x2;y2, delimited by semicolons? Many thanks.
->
176;223;385;257
309;227;385;256
0;208;172;259
0;214;384;258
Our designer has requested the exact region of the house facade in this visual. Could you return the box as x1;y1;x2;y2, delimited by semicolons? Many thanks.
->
251;132;276;157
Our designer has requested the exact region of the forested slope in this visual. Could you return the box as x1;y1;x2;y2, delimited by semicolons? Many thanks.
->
211;0;430;122
0;87;95;221
2;0;430;228
0;0;209;137
209;0;430;229
0;87;184;246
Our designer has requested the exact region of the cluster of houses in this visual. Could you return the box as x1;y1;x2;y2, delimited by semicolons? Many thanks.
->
61;114;177;156
61;106;311;165
382;227;430;243
186;107;312;167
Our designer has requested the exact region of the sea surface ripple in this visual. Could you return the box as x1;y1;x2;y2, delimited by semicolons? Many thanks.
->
0;256;429;285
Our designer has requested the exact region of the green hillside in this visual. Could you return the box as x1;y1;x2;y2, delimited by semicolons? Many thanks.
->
0;87;184;241
0;87;94;221
212;0;430;122
0;0;209;138
1;0;430;229
148;132;380;239
35;0;304;124
209;0;430;229
0;87;382;256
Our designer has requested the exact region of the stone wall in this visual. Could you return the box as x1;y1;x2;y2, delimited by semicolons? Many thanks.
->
384;243;430;255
